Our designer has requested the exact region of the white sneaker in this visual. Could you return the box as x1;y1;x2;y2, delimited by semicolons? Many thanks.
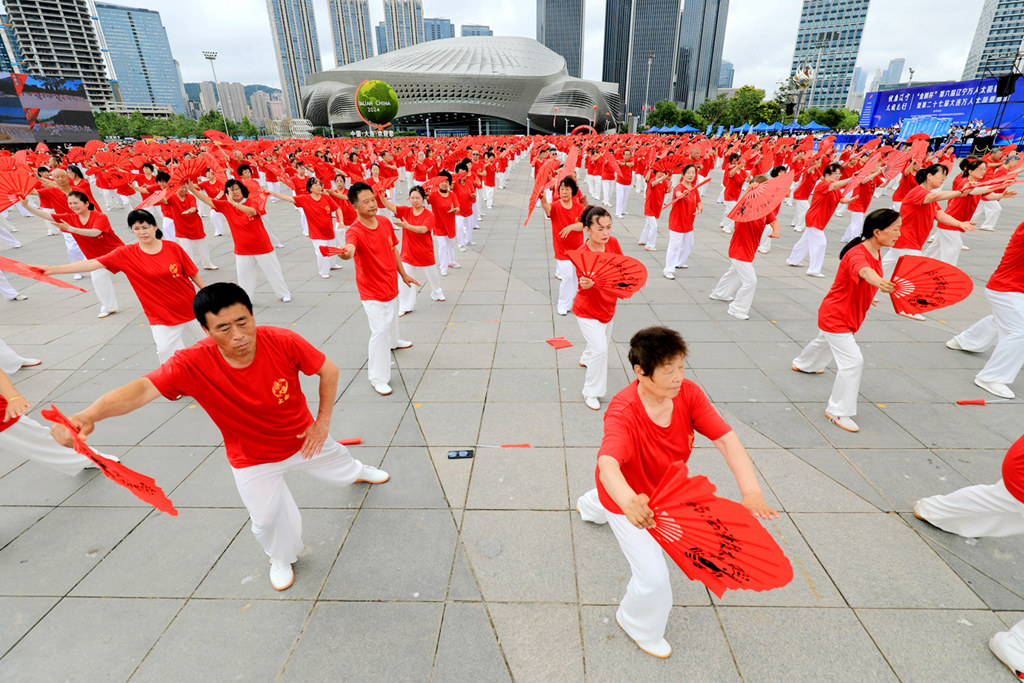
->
662;272;675;280
97;310;116;319
20;358;41;368
897;311;925;321
975;377;1015;399
990;630;1024;678
945;337;964;351
73;274;83;280
355;463;390;484
458;245;467;252
617;612;671;658
584;395;600;410
13;294;27;301
708;293;734;302
269;559;293;590
282;295;292;303
394;340;413;349
372;382;393;396
727;309;750;320
430;292;446;301
826;413;860;433
794;226;804;232
979;226;995;231
807;272;826;278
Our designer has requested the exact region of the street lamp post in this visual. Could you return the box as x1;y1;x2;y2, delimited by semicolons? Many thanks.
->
592;104;597;128
907;67;915;88
202;51;229;135
643;52;655;127
804;32;833;112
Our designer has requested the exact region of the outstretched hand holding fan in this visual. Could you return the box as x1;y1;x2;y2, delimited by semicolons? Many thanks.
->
565;249;648;299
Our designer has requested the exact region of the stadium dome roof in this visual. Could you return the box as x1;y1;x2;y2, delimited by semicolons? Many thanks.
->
302;37;622;134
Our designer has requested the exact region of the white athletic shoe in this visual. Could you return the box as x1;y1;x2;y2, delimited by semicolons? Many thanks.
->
584;395;600;410
975;377;1015;399
372;382;393;396
617;612;671;658
355;463;390;484
826;413;859;433
990;630;1024;678
945;337;965;351
269;559;294;591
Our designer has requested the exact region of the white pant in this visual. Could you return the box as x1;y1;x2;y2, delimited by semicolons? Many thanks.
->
399;262;443;313
298;208;309;237
587;174;601;198
842;211;865;243
952;289;1024;385
973;201;1001;230
64;233;86;264
633;174;646;194
791;199;810;229
209;210;225;236
793;330;863;417
602;179;614;205
640;216;658;248
0;272;18;299
917;479;1024;538
0;414;96;476
664;231;694;270
881;247;921;280
262;216;284;246
235;252;291;301
434;235;455;273
161;217;177;244
577;488;672;642
922;229;963;266
361;297;400;385
91;268;118;314
615;183;630;216
311;238;341;278
0;213;19;247
484;185;494;209
555;259;576;314
710;259;757;317
578;317;613;398
758;224;774;253
455;216;470;247
178;237;215;269
151;320;204;364
720;200;737;230
0;335;31;374
787;228;827;275
231;439;364;564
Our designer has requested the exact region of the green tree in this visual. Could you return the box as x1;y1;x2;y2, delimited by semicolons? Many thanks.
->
94;111;129;138
126;111;150;138
754;101;783;125
199;109;229;134
729;85;766;126
678;109;707;129
698;95;731;129
838;108;860;130
238;116;259;138
646;99;681;128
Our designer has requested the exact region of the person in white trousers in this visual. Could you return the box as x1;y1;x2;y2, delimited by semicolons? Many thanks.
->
947;219;1024;399
662;165;703;272
49;282;390;592
786;163;855;277
923;158;1003;266
614;149;634;218
427;171;460;276
0;335;40;374
268;178;344;279
0;272;27;301
639;169;669;252
719;153;746;234
339;182;419;396
577;326;777;658
380;186;446;314
541;177;586;316
792;209;899;433
913;434;1024;678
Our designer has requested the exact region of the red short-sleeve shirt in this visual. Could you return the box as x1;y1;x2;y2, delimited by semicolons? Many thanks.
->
394;205;436;267
572;236;624;324
294;193;339;241
212;199;273;255
804;180;842;230
549;199;584;260
428;191;457;238
98;241;197;325
895;185;937;249
986;220;1024;293
55;210;124;259
817;243;881;333
644;178;668;219
346;215;399;301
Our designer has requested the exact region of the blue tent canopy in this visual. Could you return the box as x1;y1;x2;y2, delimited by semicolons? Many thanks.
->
738;123;751;132
666;125;684;132
751;122;769;131
646;126;664;133
678;124;699;132
784;122;802;131
769;122;784;131
802;121;830;131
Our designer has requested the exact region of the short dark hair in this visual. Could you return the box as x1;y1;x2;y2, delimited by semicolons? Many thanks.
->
558;176;579;195
438;169;452;183
155;170;171;183
305;176;321;192
409;185;427;200
66;165;84;180
823;163;842;176
348;181;373;204
236;163;252;176
66;190;94;211
628;327;688;377
581;205;610;228
142;163;154;172
127;209;159;239
193;282;252;329
224;178;248;198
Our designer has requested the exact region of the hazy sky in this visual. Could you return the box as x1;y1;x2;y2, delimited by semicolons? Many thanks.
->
2;0;985;96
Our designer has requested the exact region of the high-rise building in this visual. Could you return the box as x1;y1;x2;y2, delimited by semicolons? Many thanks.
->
851;66;867;93
0;14;24;73
382;0;423;52
328;0;373;66
601;0;683;118
675;0;729;110
199;81;218;114
461;24;493;37
423;17;455;42
537;0;584;78
250;89;273;121
376;21;389;54
94;3;187;115
266;0;322;118
3;0;115;106
718;60;734;89
964;0;1024;80
268;94;286;120
881;57;905;85
789;0;870;110
218;82;249;122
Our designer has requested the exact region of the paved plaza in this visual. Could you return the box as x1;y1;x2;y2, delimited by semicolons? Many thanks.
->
1;160;1022;682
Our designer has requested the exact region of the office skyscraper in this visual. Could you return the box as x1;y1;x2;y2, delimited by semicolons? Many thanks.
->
789;0;870;109
602;0;683;117
382;0;423;52
94;3;186;115
537;0;584;78
718;60;734;89
199;81;218;113
329;0;373;66
3;0;114;106
964;0;1024;79
602;0;632;103
675;0;729;110
375;22;389;54
461;24;493;37
881;57;905;85
218;81;249;122
851;66;867;93
0;14;23;73
424;17;455;42
266;0;322;118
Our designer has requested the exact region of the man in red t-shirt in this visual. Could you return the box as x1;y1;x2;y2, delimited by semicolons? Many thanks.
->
339;182;420;396
575;326;777;659
49;282;390;591
614;149;634;218
786;163;855;277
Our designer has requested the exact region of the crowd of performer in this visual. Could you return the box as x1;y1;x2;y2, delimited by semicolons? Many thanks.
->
1;130;1023;671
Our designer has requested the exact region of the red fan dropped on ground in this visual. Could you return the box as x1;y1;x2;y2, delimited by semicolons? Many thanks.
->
646;464;793;598
727;172;794;222
565;248;647;299
0;256;87;293
890;255;973;316
40;405;178;516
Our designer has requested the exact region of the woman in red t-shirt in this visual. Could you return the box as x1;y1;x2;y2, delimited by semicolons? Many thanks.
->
541;177;586;316
638;169;669;251
792;209;900;433
381;185;445;314
22;190;125;317
786;162;855;277
841;158;885;243
269;177;345;279
790;157;822;231
164;184;216;270
427;171;460;275
924;159;1012;266
664;164;704;274
452;160;476;250
36;208;206;361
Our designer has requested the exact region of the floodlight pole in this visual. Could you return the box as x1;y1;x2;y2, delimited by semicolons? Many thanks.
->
643;52;655;126
202;51;228;134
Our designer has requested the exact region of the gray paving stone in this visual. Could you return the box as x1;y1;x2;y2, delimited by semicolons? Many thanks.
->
787;448;892;510
0;506;51;550
323;508;456;601
412;368;489;402
877;403;1015;450
429;446;473;509
431;602;511;682
414;402;482;448
132;599;313;681
931;447;1007;484
840;448;973;512
489;602;584;683
330;401;407;446
364;446;447;508
446;543;481;601
466;447;567;510
856;608;1009;682
479;401;564;447
917;537;1024;612
487;367;561;402
0;458;93;506
719;607;897;682
427;341;495;368
62;445;209;508
0;597;182;683
751;448;879;512
795;402;924;450
0;596;57;655
281;602;442;681
793;512;986;609
717;402;830;449
461;510;576;602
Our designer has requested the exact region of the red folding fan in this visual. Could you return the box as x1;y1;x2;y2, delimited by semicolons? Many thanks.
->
204;129;233;145
727;172;794;222
0;168;39;212
524;157;560;225
0;256;86;292
65;146;87;163
646;464;793;598
890;255;974;316
84;139;105;154
565;248;648;299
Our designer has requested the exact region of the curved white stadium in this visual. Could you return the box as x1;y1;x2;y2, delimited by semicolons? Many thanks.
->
301;36;623;134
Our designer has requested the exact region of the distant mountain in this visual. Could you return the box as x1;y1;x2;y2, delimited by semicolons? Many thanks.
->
183;83;281;103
